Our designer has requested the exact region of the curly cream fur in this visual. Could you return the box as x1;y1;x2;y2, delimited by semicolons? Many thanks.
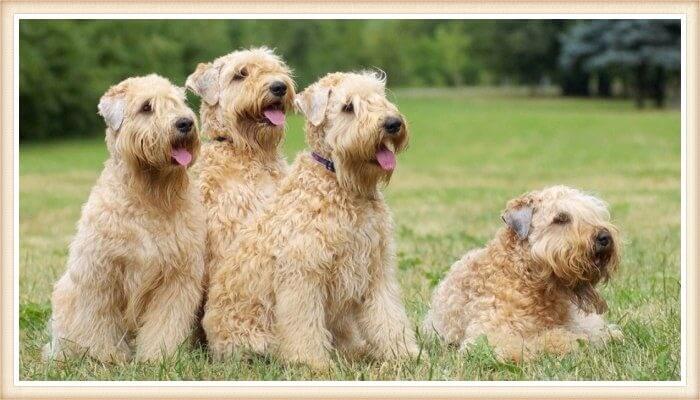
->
423;186;622;362
186;47;295;292
203;71;417;369
44;75;205;363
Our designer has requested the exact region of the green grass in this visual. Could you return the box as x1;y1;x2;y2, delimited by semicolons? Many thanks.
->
19;89;681;381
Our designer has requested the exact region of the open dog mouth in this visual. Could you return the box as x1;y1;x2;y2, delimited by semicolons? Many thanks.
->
170;137;195;167
171;147;193;167
261;102;286;126
372;142;397;171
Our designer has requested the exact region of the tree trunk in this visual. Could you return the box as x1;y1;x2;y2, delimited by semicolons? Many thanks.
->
621;76;630;98
634;64;646;109
651;67;667;108
597;71;612;98
561;65;590;97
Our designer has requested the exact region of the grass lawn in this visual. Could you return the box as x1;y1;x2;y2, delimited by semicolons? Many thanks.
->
18;89;681;381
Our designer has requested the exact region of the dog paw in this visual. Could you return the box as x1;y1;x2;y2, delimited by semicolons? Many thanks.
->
133;345;167;363
403;342;420;359
42;343;56;361
92;346;133;364
335;339;370;361
306;356;333;371
375;341;420;361
606;324;624;341
110;350;133;364
284;353;332;371
133;352;158;363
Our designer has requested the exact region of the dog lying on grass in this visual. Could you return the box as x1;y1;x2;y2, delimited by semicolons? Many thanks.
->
424;185;623;362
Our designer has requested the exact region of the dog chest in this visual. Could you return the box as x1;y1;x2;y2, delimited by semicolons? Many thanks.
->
323;210;386;303
124;206;204;273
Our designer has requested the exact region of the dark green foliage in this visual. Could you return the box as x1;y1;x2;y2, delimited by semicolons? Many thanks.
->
19;19;560;141
559;20;681;107
19;20;231;141
19;19;680;140
469;20;568;86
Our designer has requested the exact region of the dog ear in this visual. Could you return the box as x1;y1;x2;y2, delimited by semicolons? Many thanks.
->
186;62;221;106
294;84;331;126
501;205;533;241
97;89;126;132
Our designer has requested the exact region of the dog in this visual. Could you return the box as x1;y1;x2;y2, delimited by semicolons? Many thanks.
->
44;74;205;363
423;185;622;362
185;47;295;283
203;71;418;369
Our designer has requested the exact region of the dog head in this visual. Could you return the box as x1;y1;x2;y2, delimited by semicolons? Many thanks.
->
294;71;409;192
98;74;199;171
500;185;621;313
186;47;295;150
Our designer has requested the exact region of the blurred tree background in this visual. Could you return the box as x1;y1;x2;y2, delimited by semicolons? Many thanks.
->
19;19;680;141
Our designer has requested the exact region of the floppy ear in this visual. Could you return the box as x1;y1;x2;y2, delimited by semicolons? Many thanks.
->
186;62;221;105
502;205;533;241
294;84;331;126
97;90;126;132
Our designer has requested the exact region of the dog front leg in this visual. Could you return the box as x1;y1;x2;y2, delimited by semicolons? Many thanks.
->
331;310;369;361
134;273;202;362
568;305;624;344
274;273;333;369
357;270;418;361
46;250;131;364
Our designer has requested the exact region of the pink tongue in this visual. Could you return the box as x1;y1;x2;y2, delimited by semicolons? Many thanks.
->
375;147;396;171
263;109;286;126
172;148;192;166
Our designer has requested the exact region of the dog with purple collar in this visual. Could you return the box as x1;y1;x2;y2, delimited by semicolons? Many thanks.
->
202;70;417;368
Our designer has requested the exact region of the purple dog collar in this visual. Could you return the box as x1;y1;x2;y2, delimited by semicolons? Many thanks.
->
311;152;335;173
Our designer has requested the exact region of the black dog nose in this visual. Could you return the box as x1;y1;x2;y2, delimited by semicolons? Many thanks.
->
270;81;287;97
175;117;194;134
595;229;612;253
383;117;402;134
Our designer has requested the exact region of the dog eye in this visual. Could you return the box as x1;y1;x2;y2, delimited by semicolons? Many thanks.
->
553;212;571;224
232;68;248;81
140;102;152;113
342;102;354;113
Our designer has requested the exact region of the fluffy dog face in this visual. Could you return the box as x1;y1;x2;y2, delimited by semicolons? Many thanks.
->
295;71;409;191
501;185;621;313
98;74;199;171
186;47;295;149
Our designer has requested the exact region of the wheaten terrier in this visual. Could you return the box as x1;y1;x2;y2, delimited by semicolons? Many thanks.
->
185;47;295;284
423;185;622;362
44;75;205;363
203;71;418;368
